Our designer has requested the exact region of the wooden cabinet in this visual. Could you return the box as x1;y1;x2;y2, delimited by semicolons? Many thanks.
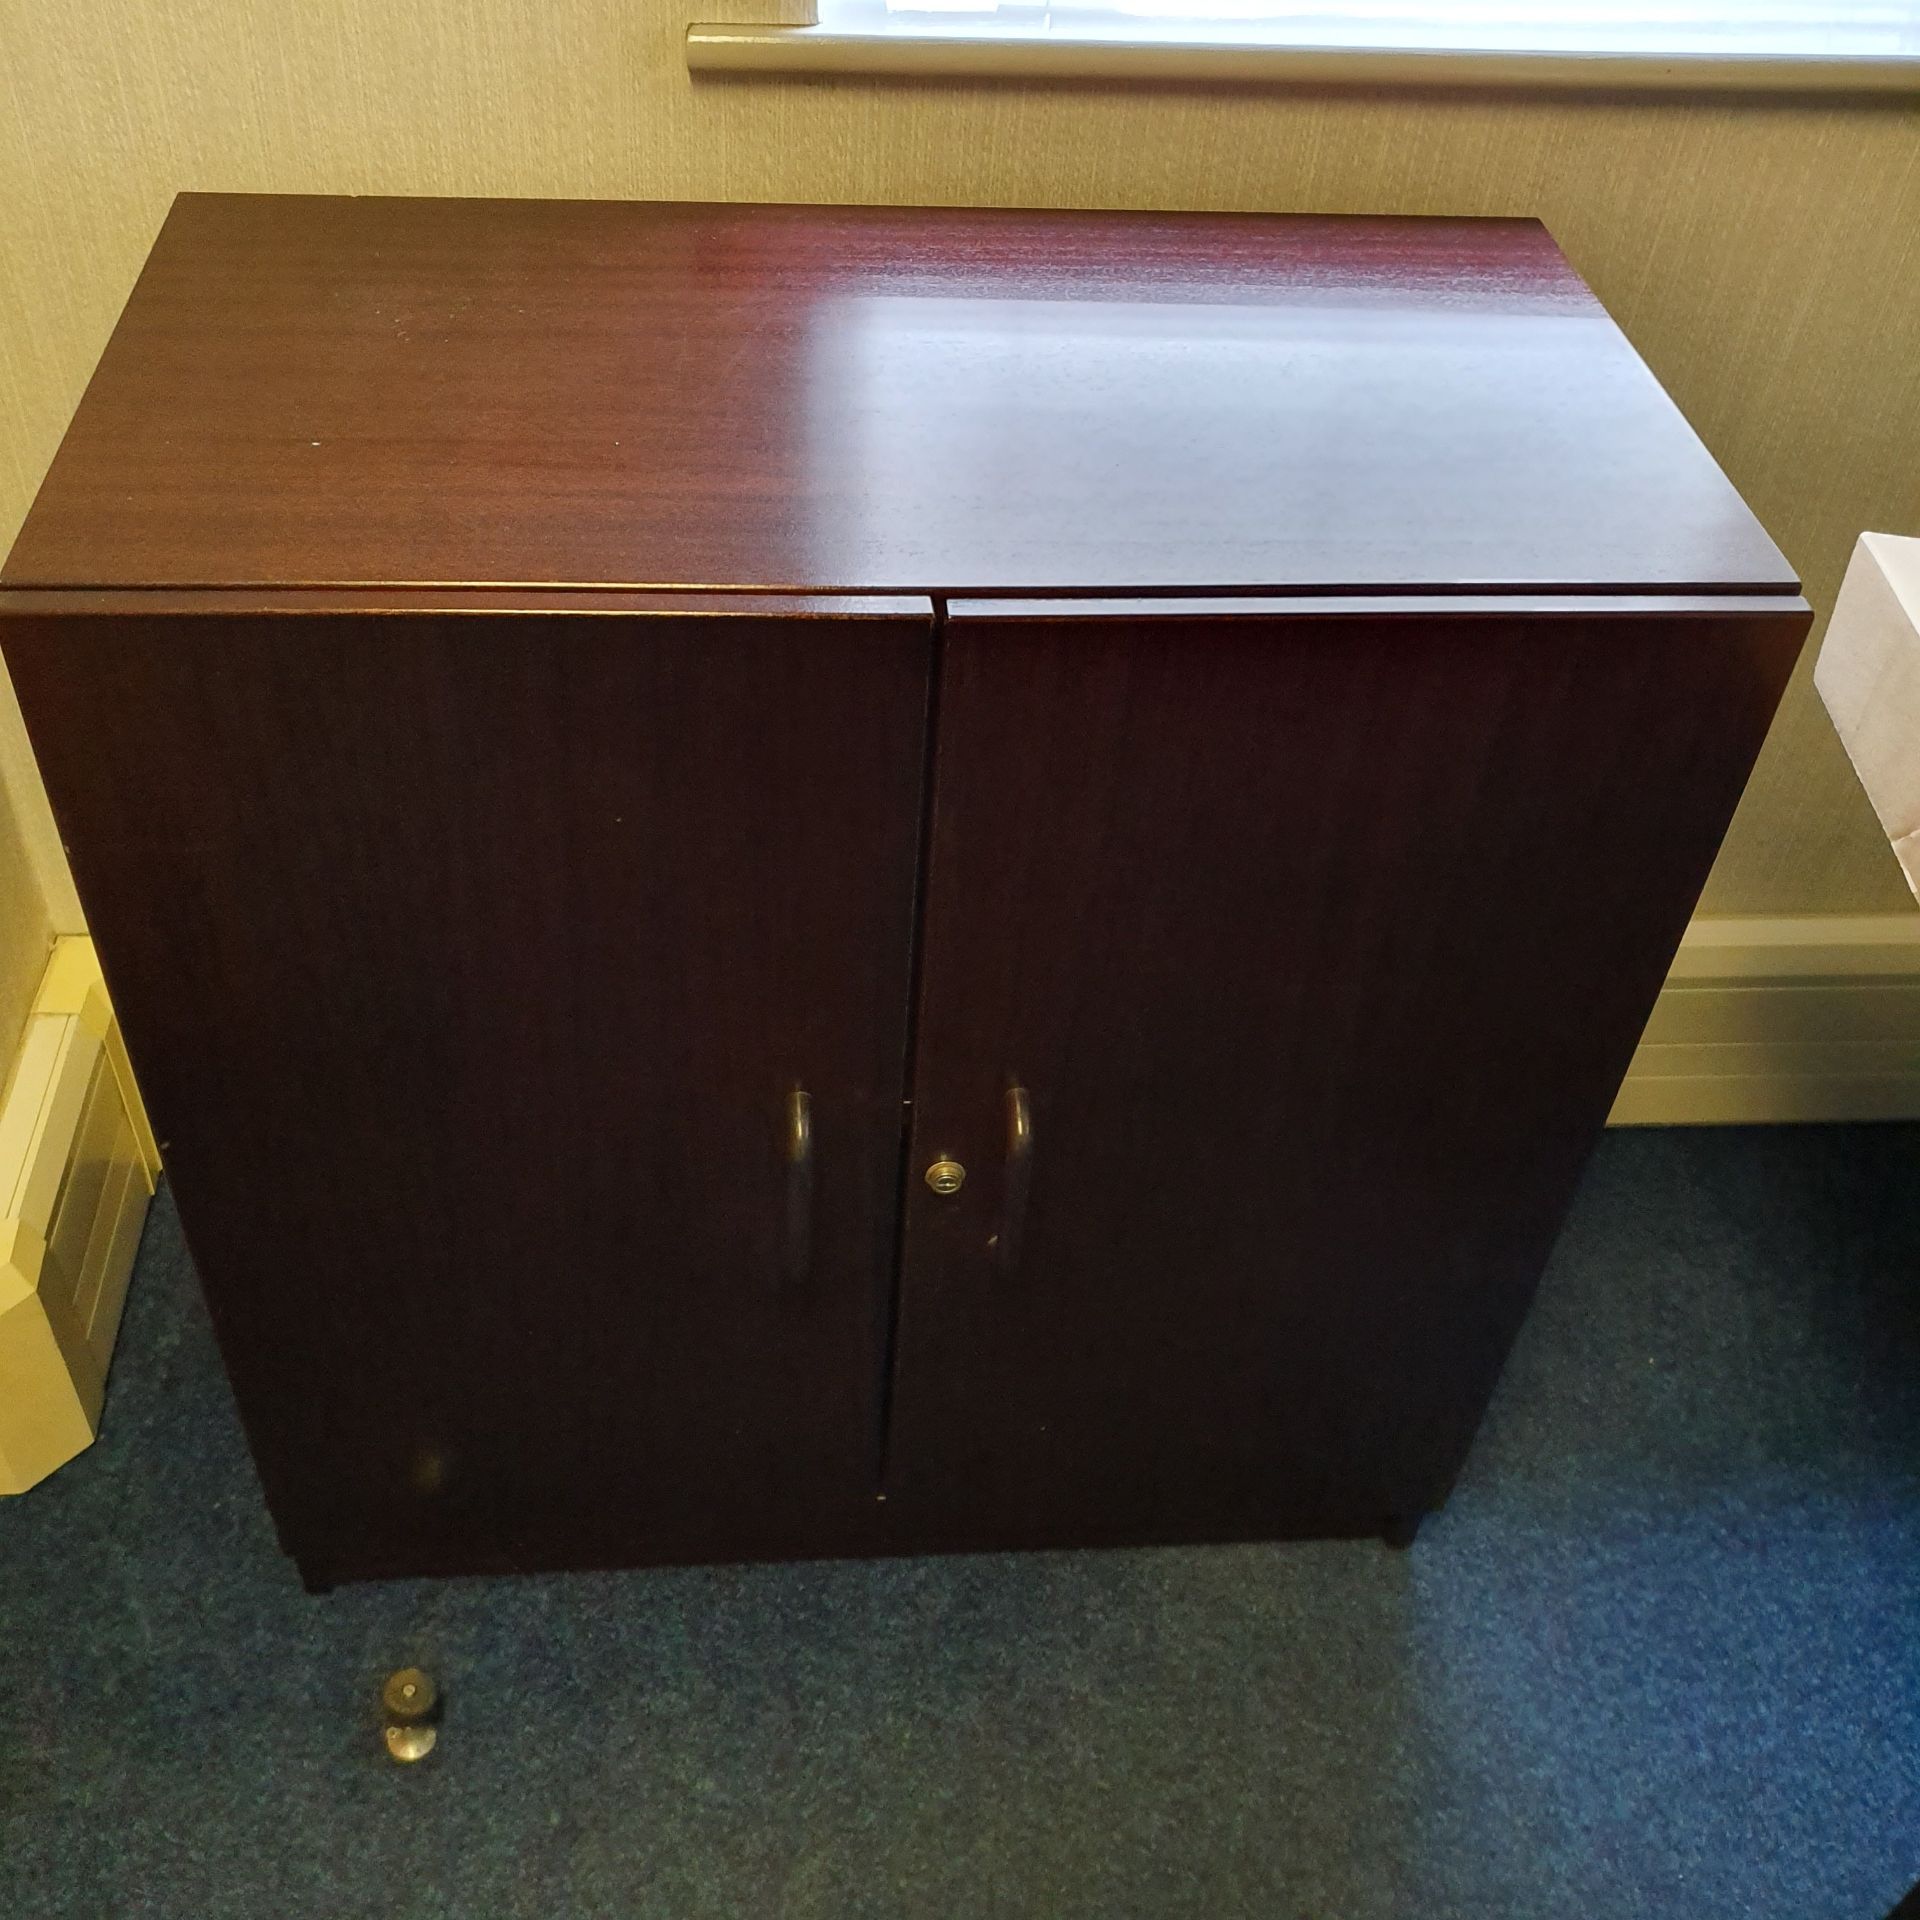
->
0;197;1808;1587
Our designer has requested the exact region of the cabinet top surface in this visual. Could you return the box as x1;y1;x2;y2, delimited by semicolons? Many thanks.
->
3;194;1795;599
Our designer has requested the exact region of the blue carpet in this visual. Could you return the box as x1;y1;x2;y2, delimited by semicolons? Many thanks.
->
3;1126;1919;1918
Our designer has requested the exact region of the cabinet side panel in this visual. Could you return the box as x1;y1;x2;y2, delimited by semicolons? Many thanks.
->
888;602;1808;1547
2;607;932;1580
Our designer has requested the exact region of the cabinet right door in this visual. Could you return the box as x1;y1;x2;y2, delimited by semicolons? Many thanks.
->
885;596;1807;1548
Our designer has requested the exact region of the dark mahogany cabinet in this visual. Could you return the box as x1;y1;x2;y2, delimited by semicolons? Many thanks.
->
0;196;1808;1588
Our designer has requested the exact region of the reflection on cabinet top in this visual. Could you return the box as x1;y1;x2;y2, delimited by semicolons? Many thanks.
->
3;194;1796;602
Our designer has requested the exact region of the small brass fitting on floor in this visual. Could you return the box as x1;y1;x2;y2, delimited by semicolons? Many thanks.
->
382;1667;440;1763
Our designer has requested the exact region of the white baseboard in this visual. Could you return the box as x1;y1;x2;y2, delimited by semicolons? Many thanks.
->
1609;914;1920;1126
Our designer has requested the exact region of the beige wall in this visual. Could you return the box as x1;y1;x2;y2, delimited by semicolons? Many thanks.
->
0;738;52;1052
3;0;1917;1033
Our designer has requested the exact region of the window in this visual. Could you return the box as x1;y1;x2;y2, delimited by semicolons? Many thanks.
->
690;0;1920;82
817;0;1920;55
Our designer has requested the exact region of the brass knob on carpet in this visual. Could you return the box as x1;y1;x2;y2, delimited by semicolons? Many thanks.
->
382;1667;440;1763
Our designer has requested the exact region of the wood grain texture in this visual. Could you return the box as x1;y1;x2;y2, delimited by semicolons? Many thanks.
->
1;597;934;1581
3;196;1791;600
2;8;1917;927
0;174;1818;1571
885;595;1809;1544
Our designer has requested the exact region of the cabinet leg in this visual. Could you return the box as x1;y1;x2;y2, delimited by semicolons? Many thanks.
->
1381;1513;1425;1550
297;1561;336;1596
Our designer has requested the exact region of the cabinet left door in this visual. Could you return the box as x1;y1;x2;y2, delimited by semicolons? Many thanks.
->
1;595;935;1583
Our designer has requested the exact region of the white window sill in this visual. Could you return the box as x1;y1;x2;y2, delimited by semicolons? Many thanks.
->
684;19;1920;91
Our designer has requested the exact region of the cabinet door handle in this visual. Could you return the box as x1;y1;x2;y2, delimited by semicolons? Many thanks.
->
784;1087;813;1286
999;1084;1033;1278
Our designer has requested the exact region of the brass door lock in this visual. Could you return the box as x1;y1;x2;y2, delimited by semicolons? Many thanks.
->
925;1159;966;1195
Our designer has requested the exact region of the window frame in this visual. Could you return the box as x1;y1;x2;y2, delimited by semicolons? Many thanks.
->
685;0;1920;89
